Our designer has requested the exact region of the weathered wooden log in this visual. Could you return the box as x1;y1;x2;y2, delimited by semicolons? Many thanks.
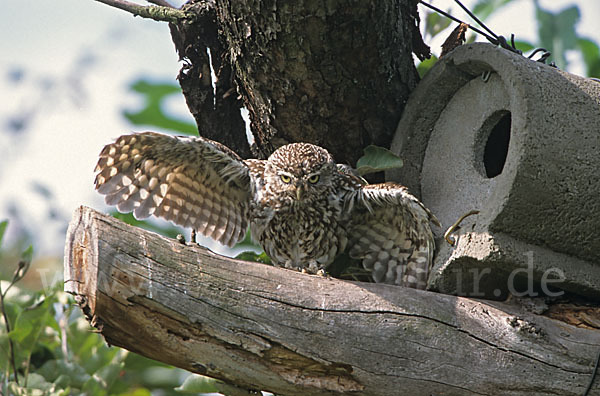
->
64;206;600;396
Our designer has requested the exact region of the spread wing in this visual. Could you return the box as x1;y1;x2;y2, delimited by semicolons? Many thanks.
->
94;132;255;247
346;182;440;289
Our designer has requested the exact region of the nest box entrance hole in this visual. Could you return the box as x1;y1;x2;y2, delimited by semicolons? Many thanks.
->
479;111;511;178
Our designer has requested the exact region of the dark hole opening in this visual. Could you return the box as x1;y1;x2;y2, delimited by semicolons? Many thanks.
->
483;112;511;178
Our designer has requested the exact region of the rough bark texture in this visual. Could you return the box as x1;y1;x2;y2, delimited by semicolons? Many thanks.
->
64;206;600;396
171;0;423;164
170;1;252;158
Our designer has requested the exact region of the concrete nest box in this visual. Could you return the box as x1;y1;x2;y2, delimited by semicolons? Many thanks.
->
389;43;600;299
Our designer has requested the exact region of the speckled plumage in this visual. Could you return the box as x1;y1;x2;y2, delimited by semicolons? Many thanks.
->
94;132;440;289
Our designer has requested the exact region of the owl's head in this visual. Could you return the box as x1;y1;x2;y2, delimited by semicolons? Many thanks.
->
265;143;337;202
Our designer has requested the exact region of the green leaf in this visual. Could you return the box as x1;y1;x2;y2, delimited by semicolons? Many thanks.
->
24;372;53;392
355;145;403;176
236;251;271;265
118;389;152;396
472;0;515;21
136;366;185;388
0;335;13;373
417;55;438;78
37;360;91;388
1;298;23;327
577;38;600;78
0;220;8;247
10;294;54;372
81;375;106;396
424;10;451;39
11;245;33;285
535;2;580;69
80;343;120;375
123;79;197;135
70;331;106;365
11;295;50;345
52;374;72;390
122;352;173;370
513;40;535;54
174;374;218;394
29;344;56;371
110;211;182;240
93;360;125;391
109;353;183;394
233;229;261;251
7;381;46;396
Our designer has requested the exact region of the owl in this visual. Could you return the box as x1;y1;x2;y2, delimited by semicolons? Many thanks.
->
94;132;440;289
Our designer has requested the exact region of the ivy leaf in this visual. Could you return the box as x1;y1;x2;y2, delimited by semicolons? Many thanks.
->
355;145;403;176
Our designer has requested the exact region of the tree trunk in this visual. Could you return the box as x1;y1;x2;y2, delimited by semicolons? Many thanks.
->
172;0;426;164
64;206;600;396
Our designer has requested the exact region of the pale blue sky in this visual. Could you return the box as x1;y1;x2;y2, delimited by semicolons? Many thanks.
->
0;0;598;257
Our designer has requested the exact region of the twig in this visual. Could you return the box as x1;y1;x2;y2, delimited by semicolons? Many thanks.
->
0;246;33;386
94;0;188;23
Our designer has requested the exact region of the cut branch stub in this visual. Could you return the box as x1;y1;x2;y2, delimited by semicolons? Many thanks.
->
94;0;190;23
64;206;600;396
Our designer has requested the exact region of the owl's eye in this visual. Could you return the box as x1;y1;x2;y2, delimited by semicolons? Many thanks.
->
280;174;292;184
308;174;320;184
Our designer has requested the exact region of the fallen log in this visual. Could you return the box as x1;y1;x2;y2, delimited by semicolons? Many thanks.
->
64;206;600;395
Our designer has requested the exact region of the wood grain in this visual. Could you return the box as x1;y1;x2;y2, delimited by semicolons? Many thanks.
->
64;206;600;395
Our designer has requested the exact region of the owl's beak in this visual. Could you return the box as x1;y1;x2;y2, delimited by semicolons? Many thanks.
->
294;182;306;201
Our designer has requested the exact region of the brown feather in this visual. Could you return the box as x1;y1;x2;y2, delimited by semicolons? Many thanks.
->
94;132;254;247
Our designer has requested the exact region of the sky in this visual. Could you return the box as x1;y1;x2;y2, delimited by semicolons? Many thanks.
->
0;0;599;262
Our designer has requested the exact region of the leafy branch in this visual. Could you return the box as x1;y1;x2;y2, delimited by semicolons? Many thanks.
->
0;221;33;387
0;216;218;395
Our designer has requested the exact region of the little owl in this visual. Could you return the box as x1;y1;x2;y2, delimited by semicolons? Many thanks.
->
94;132;440;289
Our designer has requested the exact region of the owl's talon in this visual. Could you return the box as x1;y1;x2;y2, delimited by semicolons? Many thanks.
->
316;268;327;277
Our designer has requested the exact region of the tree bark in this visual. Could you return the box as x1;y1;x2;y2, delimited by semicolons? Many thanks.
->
64;206;600;396
172;0;425;164
169;1;253;159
